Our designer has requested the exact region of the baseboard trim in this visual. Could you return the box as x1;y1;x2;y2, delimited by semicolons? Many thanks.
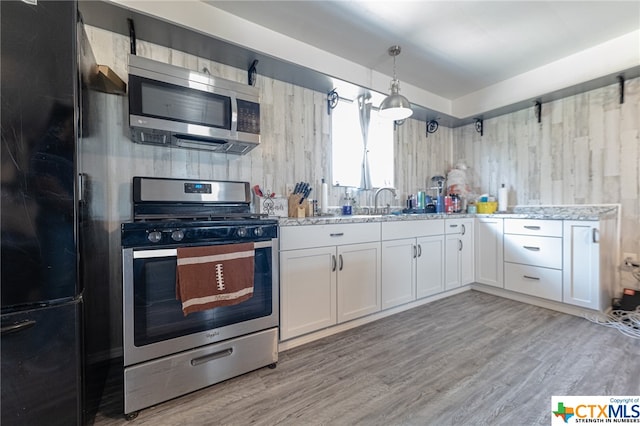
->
278;286;470;352
470;283;598;317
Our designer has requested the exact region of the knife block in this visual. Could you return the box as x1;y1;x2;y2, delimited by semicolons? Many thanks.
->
288;194;308;218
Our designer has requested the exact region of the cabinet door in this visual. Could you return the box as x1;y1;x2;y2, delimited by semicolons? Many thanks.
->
459;219;475;285
381;238;416;309
475;218;504;288
563;221;600;310
280;247;337;340
416;235;444;298
337;242;381;323
445;233;461;290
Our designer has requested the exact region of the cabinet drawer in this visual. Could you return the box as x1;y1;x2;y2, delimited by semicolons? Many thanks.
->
280;222;381;251
445;219;471;235
504;234;562;269
382;219;444;240
505;262;562;302
504;219;562;237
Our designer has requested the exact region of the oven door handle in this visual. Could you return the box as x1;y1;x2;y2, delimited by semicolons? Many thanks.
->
134;249;177;259
132;240;274;259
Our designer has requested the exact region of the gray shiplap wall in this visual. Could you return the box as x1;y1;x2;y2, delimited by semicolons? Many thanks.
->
82;25;639;360
453;78;640;288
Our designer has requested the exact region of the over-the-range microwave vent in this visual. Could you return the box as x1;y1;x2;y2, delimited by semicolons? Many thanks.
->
127;55;261;156
131;128;259;156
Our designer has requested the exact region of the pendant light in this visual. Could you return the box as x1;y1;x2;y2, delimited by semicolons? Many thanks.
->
379;45;413;120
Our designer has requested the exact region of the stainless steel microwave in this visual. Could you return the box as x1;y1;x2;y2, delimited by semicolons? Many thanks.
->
128;55;260;155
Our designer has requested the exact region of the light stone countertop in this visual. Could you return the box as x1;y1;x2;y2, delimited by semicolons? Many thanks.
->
277;205;619;226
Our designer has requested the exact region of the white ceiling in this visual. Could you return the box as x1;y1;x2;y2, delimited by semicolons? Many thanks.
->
208;0;640;100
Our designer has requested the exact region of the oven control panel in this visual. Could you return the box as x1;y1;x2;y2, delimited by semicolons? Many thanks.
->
122;221;278;248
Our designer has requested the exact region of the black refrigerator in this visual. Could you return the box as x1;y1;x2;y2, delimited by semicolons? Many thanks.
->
1;1;82;425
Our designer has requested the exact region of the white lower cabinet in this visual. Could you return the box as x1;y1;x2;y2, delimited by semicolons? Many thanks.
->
416;235;445;298
503;219;563;302
475;218;504;288
563;220;604;310
445;218;474;290
381;220;445;309
279;223;381;340
336;242;381;323
504;262;562;301
280;247;336;340
381;238;416;309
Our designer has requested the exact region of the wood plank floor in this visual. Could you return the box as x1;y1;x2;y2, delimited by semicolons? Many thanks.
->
91;291;640;425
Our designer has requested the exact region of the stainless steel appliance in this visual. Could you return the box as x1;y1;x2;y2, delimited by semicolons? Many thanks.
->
128;55;261;155
121;177;279;418
1;2;82;425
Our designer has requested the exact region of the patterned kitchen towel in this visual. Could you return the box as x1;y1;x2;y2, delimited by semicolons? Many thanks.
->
176;243;255;315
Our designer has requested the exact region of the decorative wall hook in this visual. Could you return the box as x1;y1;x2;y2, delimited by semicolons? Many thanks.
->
618;75;625;104
327;89;339;115
474;118;483;136
248;59;259;86
394;119;406;130
128;18;136;55
534;101;542;124
425;119;439;138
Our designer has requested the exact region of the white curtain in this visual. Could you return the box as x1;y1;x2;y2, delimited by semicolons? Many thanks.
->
358;95;372;190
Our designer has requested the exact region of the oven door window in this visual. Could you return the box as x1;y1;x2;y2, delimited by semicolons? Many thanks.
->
129;75;231;130
132;245;272;346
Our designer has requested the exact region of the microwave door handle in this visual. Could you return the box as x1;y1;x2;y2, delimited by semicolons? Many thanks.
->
230;94;238;134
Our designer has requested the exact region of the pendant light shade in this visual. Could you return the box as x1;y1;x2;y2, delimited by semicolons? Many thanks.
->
379;45;413;121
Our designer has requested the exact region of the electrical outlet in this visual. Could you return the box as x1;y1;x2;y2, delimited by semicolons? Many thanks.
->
285;184;294;195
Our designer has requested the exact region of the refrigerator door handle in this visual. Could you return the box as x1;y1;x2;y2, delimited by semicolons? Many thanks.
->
1;319;36;336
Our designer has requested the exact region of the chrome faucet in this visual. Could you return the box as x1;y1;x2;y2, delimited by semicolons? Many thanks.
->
374;187;397;214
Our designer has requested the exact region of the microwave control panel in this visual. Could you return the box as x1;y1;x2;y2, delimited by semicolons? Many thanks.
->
236;100;260;135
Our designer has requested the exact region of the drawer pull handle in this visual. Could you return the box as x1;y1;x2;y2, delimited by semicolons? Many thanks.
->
449;224;458;228
523;246;540;251
413;245;417;258
329;233;344;237
339;254;344;271
592;228;599;243
332;255;337;272
523;275;540;281
191;348;233;366
461;224;466;235
524;226;541;230
417;244;422;257
459;240;463;251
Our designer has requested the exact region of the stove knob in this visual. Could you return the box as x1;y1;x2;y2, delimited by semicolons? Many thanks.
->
236;227;248;238
148;231;162;243
253;227;264;237
171;230;185;242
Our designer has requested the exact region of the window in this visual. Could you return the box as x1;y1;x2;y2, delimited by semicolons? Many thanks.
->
331;97;394;189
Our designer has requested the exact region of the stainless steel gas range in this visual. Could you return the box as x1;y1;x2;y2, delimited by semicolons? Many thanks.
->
121;177;279;418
